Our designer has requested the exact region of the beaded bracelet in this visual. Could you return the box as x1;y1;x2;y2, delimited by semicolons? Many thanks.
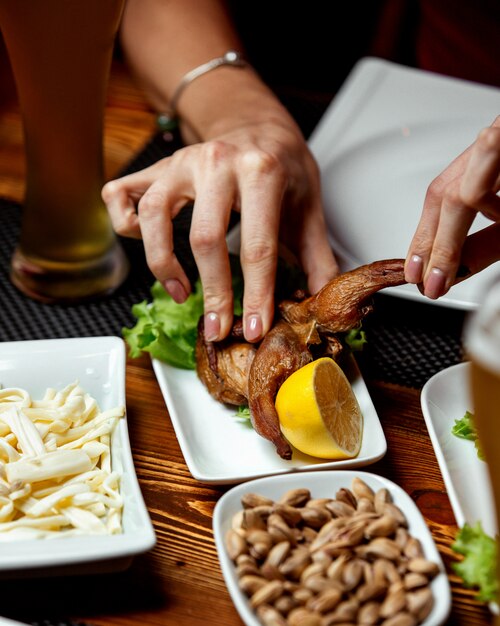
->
157;50;248;131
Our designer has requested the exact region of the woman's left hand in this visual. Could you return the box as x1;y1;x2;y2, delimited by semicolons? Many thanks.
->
102;116;338;343
405;115;500;298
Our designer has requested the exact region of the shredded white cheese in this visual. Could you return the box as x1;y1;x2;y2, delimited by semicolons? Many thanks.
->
0;381;125;539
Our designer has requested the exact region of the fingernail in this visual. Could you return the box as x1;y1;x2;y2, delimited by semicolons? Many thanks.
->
204;312;220;342
406;254;424;283
164;279;188;304
245;314;263;342
425;267;446;299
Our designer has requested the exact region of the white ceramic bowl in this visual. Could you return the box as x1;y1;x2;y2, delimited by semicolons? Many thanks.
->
213;470;451;626
0;337;156;577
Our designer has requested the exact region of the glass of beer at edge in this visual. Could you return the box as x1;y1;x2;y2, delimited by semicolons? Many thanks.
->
464;272;500;620
0;0;129;303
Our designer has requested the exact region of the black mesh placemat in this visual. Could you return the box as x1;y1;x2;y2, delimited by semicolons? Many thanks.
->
356;292;466;388
0;125;467;389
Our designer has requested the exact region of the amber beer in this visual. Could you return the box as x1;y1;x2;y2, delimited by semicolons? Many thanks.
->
0;0;129;302
464;276;500;618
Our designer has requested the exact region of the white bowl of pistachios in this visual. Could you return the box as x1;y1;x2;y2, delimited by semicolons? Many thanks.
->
213;470;451;626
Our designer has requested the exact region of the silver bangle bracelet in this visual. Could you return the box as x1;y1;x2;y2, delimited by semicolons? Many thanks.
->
158;50;247;130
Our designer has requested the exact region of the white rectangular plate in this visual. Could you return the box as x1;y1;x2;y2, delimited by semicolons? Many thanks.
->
420;361;497;536
152;354;386;484
213;470;451;626
309;57;500;310
0;337;156;577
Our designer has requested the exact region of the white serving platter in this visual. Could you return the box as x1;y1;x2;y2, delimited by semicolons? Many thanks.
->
420;361;497;537
152;354;386;485
0;337;156;577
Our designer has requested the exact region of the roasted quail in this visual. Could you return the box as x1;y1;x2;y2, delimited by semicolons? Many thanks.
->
196;259;407;459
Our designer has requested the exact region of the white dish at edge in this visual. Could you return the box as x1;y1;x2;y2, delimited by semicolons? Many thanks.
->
0;617;27;626
0;337;156;577
421;361;497;537
309;57;500;310
213;470;451;626
152;354;386;485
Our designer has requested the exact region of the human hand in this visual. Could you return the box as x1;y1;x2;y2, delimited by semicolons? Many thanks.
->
102;118;338;343
405;115;500;298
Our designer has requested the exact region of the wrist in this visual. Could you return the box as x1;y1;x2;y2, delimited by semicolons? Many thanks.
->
169;50;247;118
176;67;300;143
157;49;251;135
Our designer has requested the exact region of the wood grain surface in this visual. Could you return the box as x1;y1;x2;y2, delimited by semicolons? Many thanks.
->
0;58;493;626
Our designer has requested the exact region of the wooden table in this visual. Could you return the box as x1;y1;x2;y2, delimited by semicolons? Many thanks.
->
0;59;493;626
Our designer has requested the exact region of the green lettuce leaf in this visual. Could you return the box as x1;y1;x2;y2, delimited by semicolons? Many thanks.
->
235;405;251;420
452;410;476;440
452;522;499;603
122;256;245;369
343;326;367;352
451;411;485;460
122;279;204;369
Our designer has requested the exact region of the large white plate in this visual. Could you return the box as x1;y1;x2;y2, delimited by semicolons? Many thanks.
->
420;361;497;537
309;57;500;310
0;337;156;577
152;355;386;484
213;470;451;626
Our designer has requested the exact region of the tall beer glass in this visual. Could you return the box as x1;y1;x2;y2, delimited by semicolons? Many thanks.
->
0;0;129;302
464;273;500;620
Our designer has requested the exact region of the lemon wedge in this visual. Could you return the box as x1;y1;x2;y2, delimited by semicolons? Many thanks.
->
275;357;363;459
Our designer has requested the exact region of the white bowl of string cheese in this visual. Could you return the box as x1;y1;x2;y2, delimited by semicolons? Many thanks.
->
0;337;155;577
